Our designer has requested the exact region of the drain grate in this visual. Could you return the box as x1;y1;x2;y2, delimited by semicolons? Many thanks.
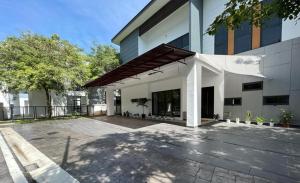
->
24;163;39;172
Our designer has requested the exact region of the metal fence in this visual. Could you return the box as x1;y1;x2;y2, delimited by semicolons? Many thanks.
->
0;105;107;121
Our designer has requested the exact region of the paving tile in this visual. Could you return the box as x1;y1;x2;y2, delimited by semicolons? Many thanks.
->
253;176;272;183
9;117;300;183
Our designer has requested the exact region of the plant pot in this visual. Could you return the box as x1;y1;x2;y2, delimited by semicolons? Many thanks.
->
282;123;290;128
245;121;251;125
269;122;274;127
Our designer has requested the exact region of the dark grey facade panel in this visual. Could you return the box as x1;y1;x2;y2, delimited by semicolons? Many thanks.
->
168;33;190;50
261;16;282;47
120;29;139;64
139;0;188;36
234;22;252;54
214;26;228;55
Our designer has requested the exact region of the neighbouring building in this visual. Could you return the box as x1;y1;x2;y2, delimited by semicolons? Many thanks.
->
85;0;300;127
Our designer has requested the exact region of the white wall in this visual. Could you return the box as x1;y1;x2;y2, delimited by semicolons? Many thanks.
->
225;38;300;125
282;19;300;42
139;3;189;54
121;77;185;119
202;0;227;54
29;90;67;106
0;89;11;107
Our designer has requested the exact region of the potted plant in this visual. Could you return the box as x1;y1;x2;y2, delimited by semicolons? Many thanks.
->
245;111;252;125
279;109;294;128
255;116;265;126
136;98;150;119
269;118;276;127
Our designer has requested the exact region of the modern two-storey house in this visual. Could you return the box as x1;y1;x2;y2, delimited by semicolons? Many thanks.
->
85;0;300;127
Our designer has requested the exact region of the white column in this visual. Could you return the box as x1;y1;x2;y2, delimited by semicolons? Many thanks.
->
106;89;114;116
186;60;202;127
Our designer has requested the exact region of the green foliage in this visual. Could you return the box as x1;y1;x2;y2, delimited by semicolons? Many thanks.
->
88;44;120;78
279;109;294;124
0;32;90;117
207;0;300;35
245;111;252;121
255;116;266;123
0;32;89;92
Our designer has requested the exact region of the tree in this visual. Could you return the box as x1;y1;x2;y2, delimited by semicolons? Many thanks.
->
88;44;120;78
0;33;90;117
207;0;300;35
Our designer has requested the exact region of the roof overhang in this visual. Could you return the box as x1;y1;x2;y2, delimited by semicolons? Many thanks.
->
112;0;170;45
84;44;195;87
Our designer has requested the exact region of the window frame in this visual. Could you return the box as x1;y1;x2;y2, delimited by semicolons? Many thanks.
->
224;98;242;106
152;89;181;117
242;81;263;91
263;95;289;106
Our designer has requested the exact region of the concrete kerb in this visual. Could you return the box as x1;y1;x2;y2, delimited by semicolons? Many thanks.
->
0;128;79;183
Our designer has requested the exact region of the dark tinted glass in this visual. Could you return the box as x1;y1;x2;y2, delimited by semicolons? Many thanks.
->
234;22;252;54
263;96;289;105
152;89;181;117
168;33;189;50
224;98;242;106
261;0;282;46
243;81;263;91
214;25;228;55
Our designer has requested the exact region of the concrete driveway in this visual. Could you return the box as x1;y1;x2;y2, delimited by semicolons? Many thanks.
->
8;116;300;183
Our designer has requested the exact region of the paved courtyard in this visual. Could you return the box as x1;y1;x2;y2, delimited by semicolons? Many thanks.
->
7;116;300;183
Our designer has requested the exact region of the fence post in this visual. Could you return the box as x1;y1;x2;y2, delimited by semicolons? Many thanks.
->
10;106;14;120
34;106;37;119
22;107;25;119
87;106;89;116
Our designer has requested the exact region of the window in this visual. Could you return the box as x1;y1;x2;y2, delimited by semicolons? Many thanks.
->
224;98;242;106
152;89;181;117
214;26;228;55
261;0;282;47
168;33;189;50
234;22;252;54
263;95;289;105
243;81;263;91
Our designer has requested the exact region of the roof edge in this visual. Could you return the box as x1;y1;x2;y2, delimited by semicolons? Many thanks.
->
111;0;170;45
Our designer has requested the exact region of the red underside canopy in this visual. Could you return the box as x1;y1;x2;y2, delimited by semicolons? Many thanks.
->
84;44;195;87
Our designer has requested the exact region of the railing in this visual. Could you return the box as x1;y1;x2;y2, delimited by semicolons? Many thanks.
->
0;105;107;121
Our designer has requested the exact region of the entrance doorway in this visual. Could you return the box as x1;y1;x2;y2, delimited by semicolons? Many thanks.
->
202;87;214;118
115;96;121;115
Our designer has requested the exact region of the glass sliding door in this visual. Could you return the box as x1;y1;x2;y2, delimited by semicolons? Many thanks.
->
152;89;180;117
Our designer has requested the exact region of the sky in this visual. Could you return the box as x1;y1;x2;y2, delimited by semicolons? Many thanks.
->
0;0;150;52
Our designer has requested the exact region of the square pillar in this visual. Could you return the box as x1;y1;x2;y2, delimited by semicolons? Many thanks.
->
189;0;203;53
106;89;114;116
186;60;202;127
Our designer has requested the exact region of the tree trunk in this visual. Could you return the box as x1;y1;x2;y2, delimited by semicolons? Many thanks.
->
44;88;52;118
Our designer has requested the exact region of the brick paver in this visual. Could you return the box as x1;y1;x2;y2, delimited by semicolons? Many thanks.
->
9;117;300;183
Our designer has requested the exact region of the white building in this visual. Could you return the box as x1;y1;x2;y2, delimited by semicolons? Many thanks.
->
85;0;300;126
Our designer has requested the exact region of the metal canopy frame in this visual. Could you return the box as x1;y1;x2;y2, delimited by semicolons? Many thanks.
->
84;44;195;87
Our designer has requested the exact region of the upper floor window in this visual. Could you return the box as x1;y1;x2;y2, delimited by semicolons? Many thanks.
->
234;22;252;54
263;95;289;105
168;33;189;50
243;81;263;91
214;26;228;55
224;98;242;106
